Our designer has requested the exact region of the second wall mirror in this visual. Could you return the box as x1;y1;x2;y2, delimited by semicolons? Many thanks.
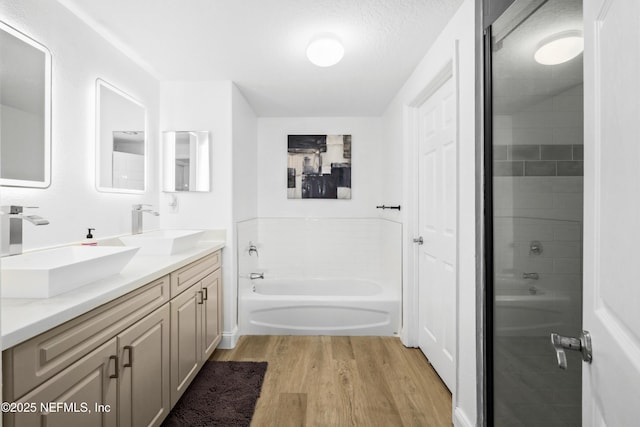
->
162;131;210;192
95;79;146;193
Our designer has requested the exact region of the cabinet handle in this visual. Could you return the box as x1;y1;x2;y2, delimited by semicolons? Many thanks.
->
197;290;204;304
124;346;133;368
203;287;208;301
109;355;119;379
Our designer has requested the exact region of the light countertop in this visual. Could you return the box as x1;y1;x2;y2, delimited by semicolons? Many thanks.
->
1;238;225;350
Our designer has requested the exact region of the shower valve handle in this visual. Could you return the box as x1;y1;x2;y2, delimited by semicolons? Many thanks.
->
551;331;592;369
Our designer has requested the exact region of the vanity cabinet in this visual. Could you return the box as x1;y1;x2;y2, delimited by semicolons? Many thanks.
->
170;261;222;406
201;269;222;358
2;249;222;427
9;338;118;427
118;304;170;427
3;276;170;400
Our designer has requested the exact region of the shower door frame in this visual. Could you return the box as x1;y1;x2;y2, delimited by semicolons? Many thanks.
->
480;1;517;426
481;24;495;427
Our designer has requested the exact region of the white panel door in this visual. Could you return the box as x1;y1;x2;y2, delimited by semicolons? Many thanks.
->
417;76;456;391
583;0;640;424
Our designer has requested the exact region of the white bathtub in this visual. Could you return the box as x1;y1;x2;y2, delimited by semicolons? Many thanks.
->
494;276;573;337
238;278;400;336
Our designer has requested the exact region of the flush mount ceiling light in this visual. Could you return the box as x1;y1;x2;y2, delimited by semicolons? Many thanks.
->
306;35;344;67
534;30;584;65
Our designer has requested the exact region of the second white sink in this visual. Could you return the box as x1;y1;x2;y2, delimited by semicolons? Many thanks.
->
119;230;204;255
1;246;139;299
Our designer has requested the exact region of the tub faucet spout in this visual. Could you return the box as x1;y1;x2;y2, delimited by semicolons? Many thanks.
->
250;273;264;280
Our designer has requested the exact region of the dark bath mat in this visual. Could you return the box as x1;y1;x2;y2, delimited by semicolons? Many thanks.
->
162;361;268;427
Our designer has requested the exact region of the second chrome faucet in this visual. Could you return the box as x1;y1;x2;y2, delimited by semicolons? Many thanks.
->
131;204;159;235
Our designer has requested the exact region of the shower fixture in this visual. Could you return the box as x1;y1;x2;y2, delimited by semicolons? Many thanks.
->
248;242;258;256
529;240;543;255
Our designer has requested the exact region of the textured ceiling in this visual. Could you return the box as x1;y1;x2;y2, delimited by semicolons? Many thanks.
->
57;0;464;116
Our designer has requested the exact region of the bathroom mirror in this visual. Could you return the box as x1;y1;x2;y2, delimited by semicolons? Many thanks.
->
162;131;211;192
95;79;146;193
0;21;52;188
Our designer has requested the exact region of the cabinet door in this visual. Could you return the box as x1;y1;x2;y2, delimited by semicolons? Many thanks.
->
119;304;170;427
9;338;118;427
202;269;222;360
170;284;202;406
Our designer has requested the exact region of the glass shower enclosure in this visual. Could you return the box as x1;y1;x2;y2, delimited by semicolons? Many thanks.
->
486;0;584;425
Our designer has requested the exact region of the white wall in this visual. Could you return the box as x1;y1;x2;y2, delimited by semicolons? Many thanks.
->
0;0;160;249
159;80;242;347
232;84;258;222
231;84;258;346
382;0;477;425
158;81;232;228
257;117;385;218
243;218;401;284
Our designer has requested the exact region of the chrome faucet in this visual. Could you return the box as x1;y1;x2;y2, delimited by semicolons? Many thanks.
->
131;204;159;235
249;273;264;280
1;205;49;257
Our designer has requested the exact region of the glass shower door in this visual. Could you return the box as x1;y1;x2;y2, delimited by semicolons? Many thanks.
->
488;0;584;425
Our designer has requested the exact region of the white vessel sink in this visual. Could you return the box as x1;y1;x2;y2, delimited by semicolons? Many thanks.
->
1;246;139;299
119;230;204;255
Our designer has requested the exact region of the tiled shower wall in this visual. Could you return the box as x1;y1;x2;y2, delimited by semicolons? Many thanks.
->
493;144;583;176
493;84;583;427
493;80;583;320
237;218;402;290
494;83;583;177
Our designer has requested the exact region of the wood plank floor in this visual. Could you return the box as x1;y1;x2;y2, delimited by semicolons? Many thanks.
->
211;336;452;427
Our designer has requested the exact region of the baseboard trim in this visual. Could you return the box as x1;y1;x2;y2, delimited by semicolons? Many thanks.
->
218;326;239;349
454;407;474;427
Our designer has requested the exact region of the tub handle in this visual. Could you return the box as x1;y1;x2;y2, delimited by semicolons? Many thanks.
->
551;331;592;369
248;242;258;256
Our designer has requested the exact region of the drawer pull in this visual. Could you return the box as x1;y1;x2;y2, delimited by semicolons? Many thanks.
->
124;346;133;368
197;291;204;305
203;287;208;301
109;355;119;379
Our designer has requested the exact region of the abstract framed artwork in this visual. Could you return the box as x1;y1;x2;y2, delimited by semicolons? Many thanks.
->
287;134;351;199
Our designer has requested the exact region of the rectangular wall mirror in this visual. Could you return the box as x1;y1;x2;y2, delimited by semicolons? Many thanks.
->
162;131;210;192
0;21;51;188
95;79;146;193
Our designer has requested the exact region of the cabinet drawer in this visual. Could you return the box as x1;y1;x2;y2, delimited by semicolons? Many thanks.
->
170;251;220;298
3;275;169;400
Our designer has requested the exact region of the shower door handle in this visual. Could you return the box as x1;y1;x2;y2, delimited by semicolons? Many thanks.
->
551;330;592;369
413;236;424;245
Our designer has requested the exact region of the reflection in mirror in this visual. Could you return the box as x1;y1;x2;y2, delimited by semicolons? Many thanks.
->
96;79;146;193
0;21;51;188
162;131;210;192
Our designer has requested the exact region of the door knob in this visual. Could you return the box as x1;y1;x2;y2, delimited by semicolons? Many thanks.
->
413;236;424;245
551;330;592;369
